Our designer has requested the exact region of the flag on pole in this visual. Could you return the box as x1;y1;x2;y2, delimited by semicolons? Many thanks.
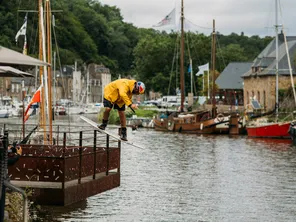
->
15;13;28;54
196;63;209;76
24;85;42;122
187;64;192;73
23;35;27;55
15;13;28;43
153;8;176;27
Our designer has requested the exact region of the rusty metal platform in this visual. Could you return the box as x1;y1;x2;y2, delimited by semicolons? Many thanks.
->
5;124;121;206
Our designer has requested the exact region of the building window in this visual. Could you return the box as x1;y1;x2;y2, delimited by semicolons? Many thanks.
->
257;91;260;102
11;84;14;93
252;91;254;99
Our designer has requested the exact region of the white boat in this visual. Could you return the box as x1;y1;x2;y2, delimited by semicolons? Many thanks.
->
83;103;103;114
66;103;103;115
0;108;9;118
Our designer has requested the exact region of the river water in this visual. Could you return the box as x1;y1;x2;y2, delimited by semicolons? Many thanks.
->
2;115;296;221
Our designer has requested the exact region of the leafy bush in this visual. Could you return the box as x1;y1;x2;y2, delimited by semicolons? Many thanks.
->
98;107;159;124
97;109;120;124
126;108;158;118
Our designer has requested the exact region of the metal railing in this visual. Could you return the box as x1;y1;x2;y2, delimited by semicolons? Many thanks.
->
0;131;28;222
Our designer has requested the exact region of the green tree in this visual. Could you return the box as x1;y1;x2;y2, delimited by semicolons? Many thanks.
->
217;44;249;71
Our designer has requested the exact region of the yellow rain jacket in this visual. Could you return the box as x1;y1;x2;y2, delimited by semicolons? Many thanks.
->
104;79;136;108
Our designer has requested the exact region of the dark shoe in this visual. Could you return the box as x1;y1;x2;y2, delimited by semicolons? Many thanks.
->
120;127;127;141
98;119;108;130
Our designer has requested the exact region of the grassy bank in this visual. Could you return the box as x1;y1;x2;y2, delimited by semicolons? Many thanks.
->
97;107;159;124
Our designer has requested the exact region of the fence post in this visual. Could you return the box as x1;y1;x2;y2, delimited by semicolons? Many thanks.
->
118;140;121;174
0;131;8;222
93;130;97;179
106;134;109;176
62;132;66;190
57;125;60;146
78;131;83;184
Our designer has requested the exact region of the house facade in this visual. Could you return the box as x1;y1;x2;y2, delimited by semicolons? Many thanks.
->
1;63;112;105
2;77;36;103
242;32;296;111
88;63;111;103
215;62;253;107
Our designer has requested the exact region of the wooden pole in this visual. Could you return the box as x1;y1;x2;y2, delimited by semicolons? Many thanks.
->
39;0;47;142
22;80;25;139
180;0;185;112
46;0;53;143
211;19;217;118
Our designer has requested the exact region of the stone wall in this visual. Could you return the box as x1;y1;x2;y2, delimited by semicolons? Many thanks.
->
243;75;296;111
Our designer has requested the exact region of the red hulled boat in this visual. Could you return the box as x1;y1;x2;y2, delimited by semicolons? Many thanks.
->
246;122;291;138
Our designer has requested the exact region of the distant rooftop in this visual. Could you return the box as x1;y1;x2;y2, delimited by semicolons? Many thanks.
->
216;62;252;90
242;33;296;78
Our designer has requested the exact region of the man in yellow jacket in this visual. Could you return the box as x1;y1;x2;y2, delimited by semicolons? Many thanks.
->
99;79;145;141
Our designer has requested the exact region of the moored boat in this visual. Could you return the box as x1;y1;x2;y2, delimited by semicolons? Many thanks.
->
247;122;291;138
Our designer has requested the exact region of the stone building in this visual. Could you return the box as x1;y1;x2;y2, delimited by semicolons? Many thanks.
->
242;33;296;111
1;76;36;103
215;62;252;106
1;63;111;105
87;63;111;103
54;65;74;101
53;63;111;104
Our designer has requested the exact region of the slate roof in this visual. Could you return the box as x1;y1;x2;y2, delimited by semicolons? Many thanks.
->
215;62;252;90
242;33;296;78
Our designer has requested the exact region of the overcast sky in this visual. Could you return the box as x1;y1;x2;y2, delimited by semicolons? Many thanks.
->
99;0;295;37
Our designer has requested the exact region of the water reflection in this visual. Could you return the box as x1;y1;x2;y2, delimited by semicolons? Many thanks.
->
40;200;88;221
246;137;292;151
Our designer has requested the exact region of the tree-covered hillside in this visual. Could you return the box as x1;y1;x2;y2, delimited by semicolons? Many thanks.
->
0;0;273;95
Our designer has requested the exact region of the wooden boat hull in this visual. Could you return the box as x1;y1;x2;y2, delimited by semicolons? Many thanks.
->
153;112;243;135
168;118;217;134
246;122;291;138
153;118;168;131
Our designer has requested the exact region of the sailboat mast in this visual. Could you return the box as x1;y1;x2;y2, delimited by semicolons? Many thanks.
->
46;0;53;143
180;0;185;112
211;19;217;118
38;0;46;133
275;0;279;119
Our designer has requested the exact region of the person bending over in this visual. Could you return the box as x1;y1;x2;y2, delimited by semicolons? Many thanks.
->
99;79;145;141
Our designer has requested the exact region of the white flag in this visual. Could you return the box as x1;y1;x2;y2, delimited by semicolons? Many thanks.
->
153;8;175;27
196;63;209;76
15;13;28;43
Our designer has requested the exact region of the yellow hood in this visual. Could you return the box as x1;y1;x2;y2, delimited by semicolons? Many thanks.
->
104;79;136;108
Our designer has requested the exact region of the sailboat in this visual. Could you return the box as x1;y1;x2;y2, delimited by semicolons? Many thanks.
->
154;1;237;134
245;0;295;139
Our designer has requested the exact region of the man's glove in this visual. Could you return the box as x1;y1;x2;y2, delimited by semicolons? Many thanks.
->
129;104;138;109
16;146;22;156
